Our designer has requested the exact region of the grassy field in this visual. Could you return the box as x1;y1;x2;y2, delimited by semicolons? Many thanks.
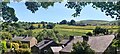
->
32;24;118;36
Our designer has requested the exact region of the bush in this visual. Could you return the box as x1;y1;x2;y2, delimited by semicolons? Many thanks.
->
93;27;108;35
21;44;29;48
86;32;92;36
1;40;7;52
71;41;95;54
0;32;12;40
12;43;19;49
15;48;31;54
46;23;55;29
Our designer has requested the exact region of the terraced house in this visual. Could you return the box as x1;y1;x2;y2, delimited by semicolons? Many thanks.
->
31;35;118;54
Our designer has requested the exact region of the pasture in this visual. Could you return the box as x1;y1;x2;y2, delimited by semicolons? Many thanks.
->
32;24;118;36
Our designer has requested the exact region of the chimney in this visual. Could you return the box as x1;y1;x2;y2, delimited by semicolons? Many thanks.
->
82;35;89;42
69;36;74;41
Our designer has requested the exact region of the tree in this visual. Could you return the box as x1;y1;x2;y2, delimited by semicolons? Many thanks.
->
38;24;41;28
93;27;109;35
41;21;46;28
29;25;36;30
65;2;120;20
0;32;12;40
71;41;95;54
69;19;76;25
86;32;93;36
36;29;59;43
2;2;18;23
46;23;55;29
60;20;68;24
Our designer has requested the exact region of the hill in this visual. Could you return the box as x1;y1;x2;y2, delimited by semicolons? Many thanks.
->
77;20;118;25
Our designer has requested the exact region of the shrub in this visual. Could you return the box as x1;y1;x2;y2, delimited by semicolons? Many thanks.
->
71;41;95;54
1;40;7;53
0;32;12;40
93;27;108;35
21;44;29;48
12;43;19;49
86;32;92;36
15;48;31;54
46;23;55;29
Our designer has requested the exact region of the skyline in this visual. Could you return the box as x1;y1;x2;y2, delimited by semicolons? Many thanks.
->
8;2;115;23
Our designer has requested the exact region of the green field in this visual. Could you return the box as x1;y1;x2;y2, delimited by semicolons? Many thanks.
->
32;24;118;36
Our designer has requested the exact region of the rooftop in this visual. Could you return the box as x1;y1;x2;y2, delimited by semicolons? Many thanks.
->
60;35;115;53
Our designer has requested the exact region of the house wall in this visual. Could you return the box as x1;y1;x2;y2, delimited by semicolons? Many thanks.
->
31;41;58;54
30;38;37;47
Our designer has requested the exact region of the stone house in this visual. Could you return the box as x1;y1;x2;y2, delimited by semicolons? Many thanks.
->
12;36;37;48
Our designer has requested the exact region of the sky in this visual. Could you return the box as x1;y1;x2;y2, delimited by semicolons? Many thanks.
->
8;2;115;22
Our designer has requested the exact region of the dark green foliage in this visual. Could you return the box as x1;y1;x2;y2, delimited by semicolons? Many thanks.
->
29;25;36;30
25;2;54;13
25;2;40;13
112;39;120;47
6;42;11;48
38;24;41;28
117;26;120;38
65;2;120;20
65;2;89;17
15;48;31;54
0;41;2;54
41;21;46;28
71;41;95;54
21;44;29;48
24;30;33;36
36;29;61;43
0;32;12;40
46;23;55;29
86;32;92;36
60;20;68;24
2;2;18;23
93;27;109;35
68;19;76;25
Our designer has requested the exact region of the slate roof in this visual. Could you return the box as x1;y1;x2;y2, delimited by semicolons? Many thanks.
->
33;40;57;50
60;35;115;53
35;40;50;47
51;46;63;54
12;36;35;42
12;37;24;41
39;41;54;49
59;39;69;45
21;37;34;41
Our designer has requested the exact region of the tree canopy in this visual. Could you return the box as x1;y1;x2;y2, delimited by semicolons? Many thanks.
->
71;41;95;54
65;2;120;20
1;1;120;23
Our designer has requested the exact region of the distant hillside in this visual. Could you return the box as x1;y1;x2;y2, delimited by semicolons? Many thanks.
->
77;20;118;25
